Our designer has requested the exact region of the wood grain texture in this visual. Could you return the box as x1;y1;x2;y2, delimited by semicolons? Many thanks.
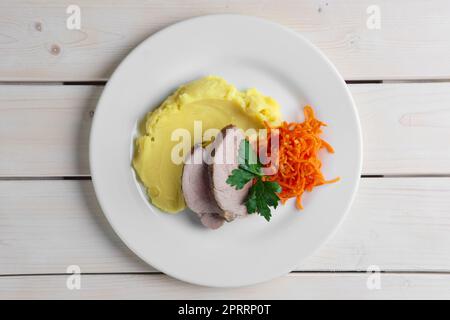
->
1;178;449;275
354;83;450;175
1;0;450;81
2;83;450;176
0;85;99;177
1;0;449;299
1;273;449;299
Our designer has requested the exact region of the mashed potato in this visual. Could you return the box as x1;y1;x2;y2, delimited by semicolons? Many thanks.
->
133;76;281;213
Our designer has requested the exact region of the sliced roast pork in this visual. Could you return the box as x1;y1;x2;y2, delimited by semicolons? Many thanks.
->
207;125;252;222
181;144;225;229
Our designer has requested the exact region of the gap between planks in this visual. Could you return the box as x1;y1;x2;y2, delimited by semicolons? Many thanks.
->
0;80;450;86
3;270;450;278
5;175;450;181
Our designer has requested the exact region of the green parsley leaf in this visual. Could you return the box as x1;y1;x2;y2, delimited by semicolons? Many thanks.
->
226;139;282;222
246;179;281;221
226;168;255;190
245;185;258;214
238;139;262;176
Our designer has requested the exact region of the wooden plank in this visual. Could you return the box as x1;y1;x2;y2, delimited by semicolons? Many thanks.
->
0;85;100;177
1;178;450;275
2;83;450;176
354;83;450;175
1;0;450;81
1;273;449;299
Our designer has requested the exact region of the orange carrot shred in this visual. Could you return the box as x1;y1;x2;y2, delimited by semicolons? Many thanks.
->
264;106;340;209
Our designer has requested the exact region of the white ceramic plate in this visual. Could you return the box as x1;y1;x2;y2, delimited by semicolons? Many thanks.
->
90;14;362;287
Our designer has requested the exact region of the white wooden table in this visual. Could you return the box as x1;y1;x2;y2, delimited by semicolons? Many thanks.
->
1;0;450;299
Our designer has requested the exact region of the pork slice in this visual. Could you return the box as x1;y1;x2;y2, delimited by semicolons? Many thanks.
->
208;125;251;222
181;144;224;230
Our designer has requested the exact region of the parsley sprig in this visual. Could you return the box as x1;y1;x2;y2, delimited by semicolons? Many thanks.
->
226;140;281;221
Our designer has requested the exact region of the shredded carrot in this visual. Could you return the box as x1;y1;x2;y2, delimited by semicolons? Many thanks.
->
264;106;339;209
